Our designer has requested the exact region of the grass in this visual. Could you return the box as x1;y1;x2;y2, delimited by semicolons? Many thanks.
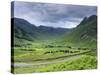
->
13;46;91;62
13;54;97;74
35;55;97;72
12;42;97;74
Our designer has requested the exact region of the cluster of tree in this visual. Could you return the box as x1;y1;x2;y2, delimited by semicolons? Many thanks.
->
44;49;80;54
77;47;88;50
45;45;72;49
14;44;21;47
45;45;54;48
20;48;36;51
91;48;96;50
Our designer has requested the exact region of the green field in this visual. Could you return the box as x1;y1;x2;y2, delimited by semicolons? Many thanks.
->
11;42;97;74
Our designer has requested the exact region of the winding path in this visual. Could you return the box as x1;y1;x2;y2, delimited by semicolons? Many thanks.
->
12;50;91;68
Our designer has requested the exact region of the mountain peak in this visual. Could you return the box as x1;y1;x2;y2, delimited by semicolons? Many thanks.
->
78;15;97;27
79;17;88;25
87;15;97;21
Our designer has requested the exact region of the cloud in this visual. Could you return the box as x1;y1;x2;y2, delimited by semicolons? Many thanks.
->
12;1;97;28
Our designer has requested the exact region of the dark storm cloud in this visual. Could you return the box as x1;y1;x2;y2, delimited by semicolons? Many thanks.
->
12;1;97;28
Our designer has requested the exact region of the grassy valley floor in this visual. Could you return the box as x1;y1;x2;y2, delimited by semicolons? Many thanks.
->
12;42;97;74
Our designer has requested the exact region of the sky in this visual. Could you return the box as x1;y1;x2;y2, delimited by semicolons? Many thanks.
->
12;1;97;28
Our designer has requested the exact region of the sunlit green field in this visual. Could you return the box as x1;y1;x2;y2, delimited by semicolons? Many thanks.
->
12;42;97;74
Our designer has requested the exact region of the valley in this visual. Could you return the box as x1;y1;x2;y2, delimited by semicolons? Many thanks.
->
11;15;97;74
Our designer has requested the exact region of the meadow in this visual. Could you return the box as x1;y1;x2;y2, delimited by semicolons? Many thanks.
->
12;42;97;74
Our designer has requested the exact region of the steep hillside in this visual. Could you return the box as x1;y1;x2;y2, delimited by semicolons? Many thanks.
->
59;15;97;48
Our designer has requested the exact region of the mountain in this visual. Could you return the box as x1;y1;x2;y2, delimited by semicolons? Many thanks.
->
12;18;39;46
11;18;70;47
12;15;97;48
59;15;97;48
37;25;69;40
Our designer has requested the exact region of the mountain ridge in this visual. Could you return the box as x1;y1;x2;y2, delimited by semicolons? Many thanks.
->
12;15;97;48
12;18;70;46
58;15;97;48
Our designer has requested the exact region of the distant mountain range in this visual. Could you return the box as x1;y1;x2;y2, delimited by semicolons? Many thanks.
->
12;15;97;48
11;18;70;46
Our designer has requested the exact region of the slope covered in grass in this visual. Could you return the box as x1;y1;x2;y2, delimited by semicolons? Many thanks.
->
58;15;97;48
